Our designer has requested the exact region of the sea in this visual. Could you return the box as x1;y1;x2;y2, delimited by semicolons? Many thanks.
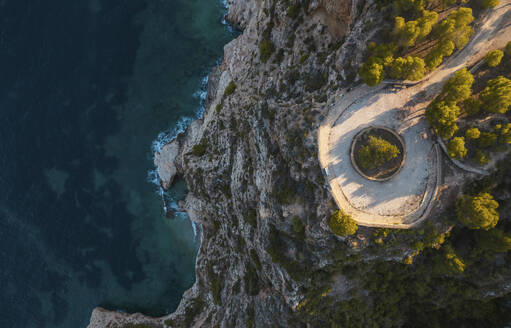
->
0;0;235;327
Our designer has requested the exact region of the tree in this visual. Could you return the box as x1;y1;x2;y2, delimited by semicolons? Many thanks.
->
482;0;499;8
498;123;511;144
477;132;497;148
465;127;480;139
475;149;490;165
357;135;401;169
359;57;385;86
441;68;474;103
425;39;454;70
426;100;460;139
434;8;474;50
456;192;499;230
418;10;438;38
368;42;397;61
485;50;504;67
480;76;511;113
476;229;511;253
329;210;358;236
462;97;482;116
394;0;425;16
447;137;467;159
388;56;426;80
394;17;421;47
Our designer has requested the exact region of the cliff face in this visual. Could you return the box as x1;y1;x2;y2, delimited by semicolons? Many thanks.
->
89;0;511;327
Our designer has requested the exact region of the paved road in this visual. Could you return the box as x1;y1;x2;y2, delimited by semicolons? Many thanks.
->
318;2;511;228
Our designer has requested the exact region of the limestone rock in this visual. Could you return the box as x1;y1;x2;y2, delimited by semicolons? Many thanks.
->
154;140;179;190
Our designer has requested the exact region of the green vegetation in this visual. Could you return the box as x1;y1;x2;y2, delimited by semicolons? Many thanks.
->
480;76;511;114
426;100;460;139
388;55;426;80
259;39;275;63
477;131;497;148
393;10;438;47
357;135;401;169
485;50;504;67
475;149;490;164
465;127;480;139
359;57;384;86
482;0;499;8
224;81;236;96
446;136;467;159
191;138;208;157
329;210;358;236
456;192;499;230
426;69;476;139
434;7;474;50
498;123;511;144
360;6;475;86
425;39;454;70
462;97;482;116
441;68;474;103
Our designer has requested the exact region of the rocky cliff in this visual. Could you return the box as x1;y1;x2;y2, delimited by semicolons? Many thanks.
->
88;0;511;327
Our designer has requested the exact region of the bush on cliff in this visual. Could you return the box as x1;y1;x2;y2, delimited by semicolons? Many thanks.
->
329;210;358;236
456;192;499;230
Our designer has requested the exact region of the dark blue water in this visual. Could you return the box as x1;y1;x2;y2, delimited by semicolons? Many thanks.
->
0;0;234;327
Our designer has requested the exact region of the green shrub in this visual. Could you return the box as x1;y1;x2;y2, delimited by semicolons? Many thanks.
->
359;57;384;86
477;132;497;148
259;39;275;63
224;81;236;96
441;68;474;103
447;137;467;159
484;50;504;67
425;39;454;70
191;138;207;156
475;149;490;165
476;229;511;253
480;76;511;114
482;0;499;8
434;7;474;50
426;100;460;139
498;123;511;144
456;192;499;230
357;135;401;169
465;127;481;139
462;98;482;116
329;210;358;236
388;56;425;81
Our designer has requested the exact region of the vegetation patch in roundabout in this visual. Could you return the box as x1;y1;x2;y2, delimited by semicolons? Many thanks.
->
350;126;406;181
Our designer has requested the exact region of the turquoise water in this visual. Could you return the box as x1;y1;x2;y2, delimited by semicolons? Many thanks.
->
0;0;234;327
